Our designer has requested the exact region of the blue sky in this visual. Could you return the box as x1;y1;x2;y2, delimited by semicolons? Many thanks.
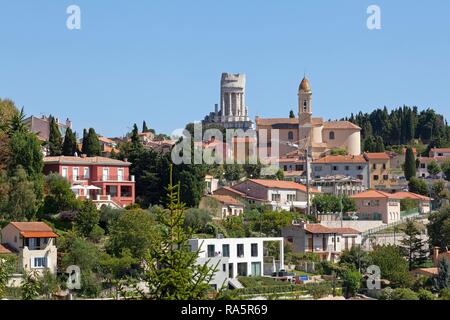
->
1;0;449;137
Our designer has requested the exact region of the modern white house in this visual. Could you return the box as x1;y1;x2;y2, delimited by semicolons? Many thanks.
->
189;237;284;289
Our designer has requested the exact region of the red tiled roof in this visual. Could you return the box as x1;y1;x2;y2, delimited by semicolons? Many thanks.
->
314;155;367;164
256;118;298;126
304;224;360;234
208;195;243;206
9;222;58;238
350;190;395;199
0;244;14;254
44;156;130;166
392;191;432;201
323;121;361;130
248;179;320;193
364;152;390;160
215;186;246;197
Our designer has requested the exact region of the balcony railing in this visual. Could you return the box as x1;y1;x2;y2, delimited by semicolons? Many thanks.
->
99;175;135;182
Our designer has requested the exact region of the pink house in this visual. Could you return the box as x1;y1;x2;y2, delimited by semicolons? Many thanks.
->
351;190;401;224
43;156;135;208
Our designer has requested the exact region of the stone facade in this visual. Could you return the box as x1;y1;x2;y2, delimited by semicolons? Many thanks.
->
203;73;254;130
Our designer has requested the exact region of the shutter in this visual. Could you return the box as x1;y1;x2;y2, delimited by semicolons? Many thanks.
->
45;256;49;268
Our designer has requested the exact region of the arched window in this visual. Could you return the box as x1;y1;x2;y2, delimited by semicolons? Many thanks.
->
288;131;294;141
329;131;335;140
303;100;307;112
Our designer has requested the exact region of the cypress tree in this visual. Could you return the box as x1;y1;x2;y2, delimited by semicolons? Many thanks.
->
83;128;102;157
404;147;416;181
48;116;62;156
142;121;149;133
289;110;295;118
62;127;78;156
81;129;88;155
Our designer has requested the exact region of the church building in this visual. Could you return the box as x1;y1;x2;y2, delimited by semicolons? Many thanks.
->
256;76;361;159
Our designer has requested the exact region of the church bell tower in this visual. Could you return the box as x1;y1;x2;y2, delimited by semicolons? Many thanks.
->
298;76;312;125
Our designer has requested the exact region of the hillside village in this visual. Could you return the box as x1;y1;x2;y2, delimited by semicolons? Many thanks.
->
1;74;450;301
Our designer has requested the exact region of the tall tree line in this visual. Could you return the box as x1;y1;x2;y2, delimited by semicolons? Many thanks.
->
347;106;450;152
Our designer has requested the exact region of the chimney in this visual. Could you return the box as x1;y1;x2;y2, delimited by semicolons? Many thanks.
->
433;247;440;266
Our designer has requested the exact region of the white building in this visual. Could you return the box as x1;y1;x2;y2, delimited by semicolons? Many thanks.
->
189;237;284;289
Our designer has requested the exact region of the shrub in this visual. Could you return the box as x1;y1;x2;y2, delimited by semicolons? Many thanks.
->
417;289;436;300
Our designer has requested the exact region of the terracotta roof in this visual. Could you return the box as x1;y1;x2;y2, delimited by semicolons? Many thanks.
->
256;118;298;126
412;268;438;276
364;152;390;160
9;222;58;238
303;224;360;234
209;195;243;206
215;186;246;197
44;156;130;166
350;190;396;199
392;191;432;201
97;136;115;144
0;244;14;254
248;179;320;193
418;156;450;163
278;157;306;164
314;155;367;164
323;121;361;130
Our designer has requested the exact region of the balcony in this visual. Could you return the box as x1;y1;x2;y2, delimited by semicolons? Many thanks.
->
98;175;135;182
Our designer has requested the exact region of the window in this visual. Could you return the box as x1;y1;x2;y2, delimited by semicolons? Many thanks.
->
237;244;244;257
117;168;124;181
237;263;248;276
106;186;118;197
383;175;389;180
83;167;90;179
345;166;350;171
271;194;281;202
357;166;363;170
329;131;335;140
73;167;79;181
420;163;426;169
102;168;109;181
372;164;377;170
316;166;322;172
251;243;258;257
62;167;68;178
295;165;304;171
288;131;294;141
373;175;379;181
357;175;364;180
207;245;215;258
33;257;47;268
222;264;226;272
222;244;230;257
251;262;261;276
287;194;296;202
287;236;293;243
284;165;288;171
383;164;387;170
332;166;339;171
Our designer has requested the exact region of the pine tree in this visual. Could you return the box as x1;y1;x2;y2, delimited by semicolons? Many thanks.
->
400;220;428;270
62;127;78;156
141;165;217;299
404;147;416;181
48;116;62;156
289;110;295;118
142;121;149;133
83;128;101;157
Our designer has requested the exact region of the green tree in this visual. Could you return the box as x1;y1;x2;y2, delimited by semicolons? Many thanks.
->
404;147;416;181
184;208;212;233
142;121;149;133
289;110;295;118
369;245;412;287
434;257;449;291
427;160;441;177
400;220;428;270
441;159;450;181
5;166;38;221
341;269;362;298
62;127;78;156
42;173;77;215
0;255;16;299
224;164;244;182
130;123;143;154
408;177;428;196
48;116;62;156
82;128;101;157
330;148;348;156
21;271;41;300
106;209;158;260
388;288;419;300
427;206;450;249
417;289;436;300
338;246;370;272
74;200;100;237
141;167;217;299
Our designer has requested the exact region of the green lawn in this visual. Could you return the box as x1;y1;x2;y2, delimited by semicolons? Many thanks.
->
237;276;293;288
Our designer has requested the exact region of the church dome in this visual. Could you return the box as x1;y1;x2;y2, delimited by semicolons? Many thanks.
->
299;77;311;92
